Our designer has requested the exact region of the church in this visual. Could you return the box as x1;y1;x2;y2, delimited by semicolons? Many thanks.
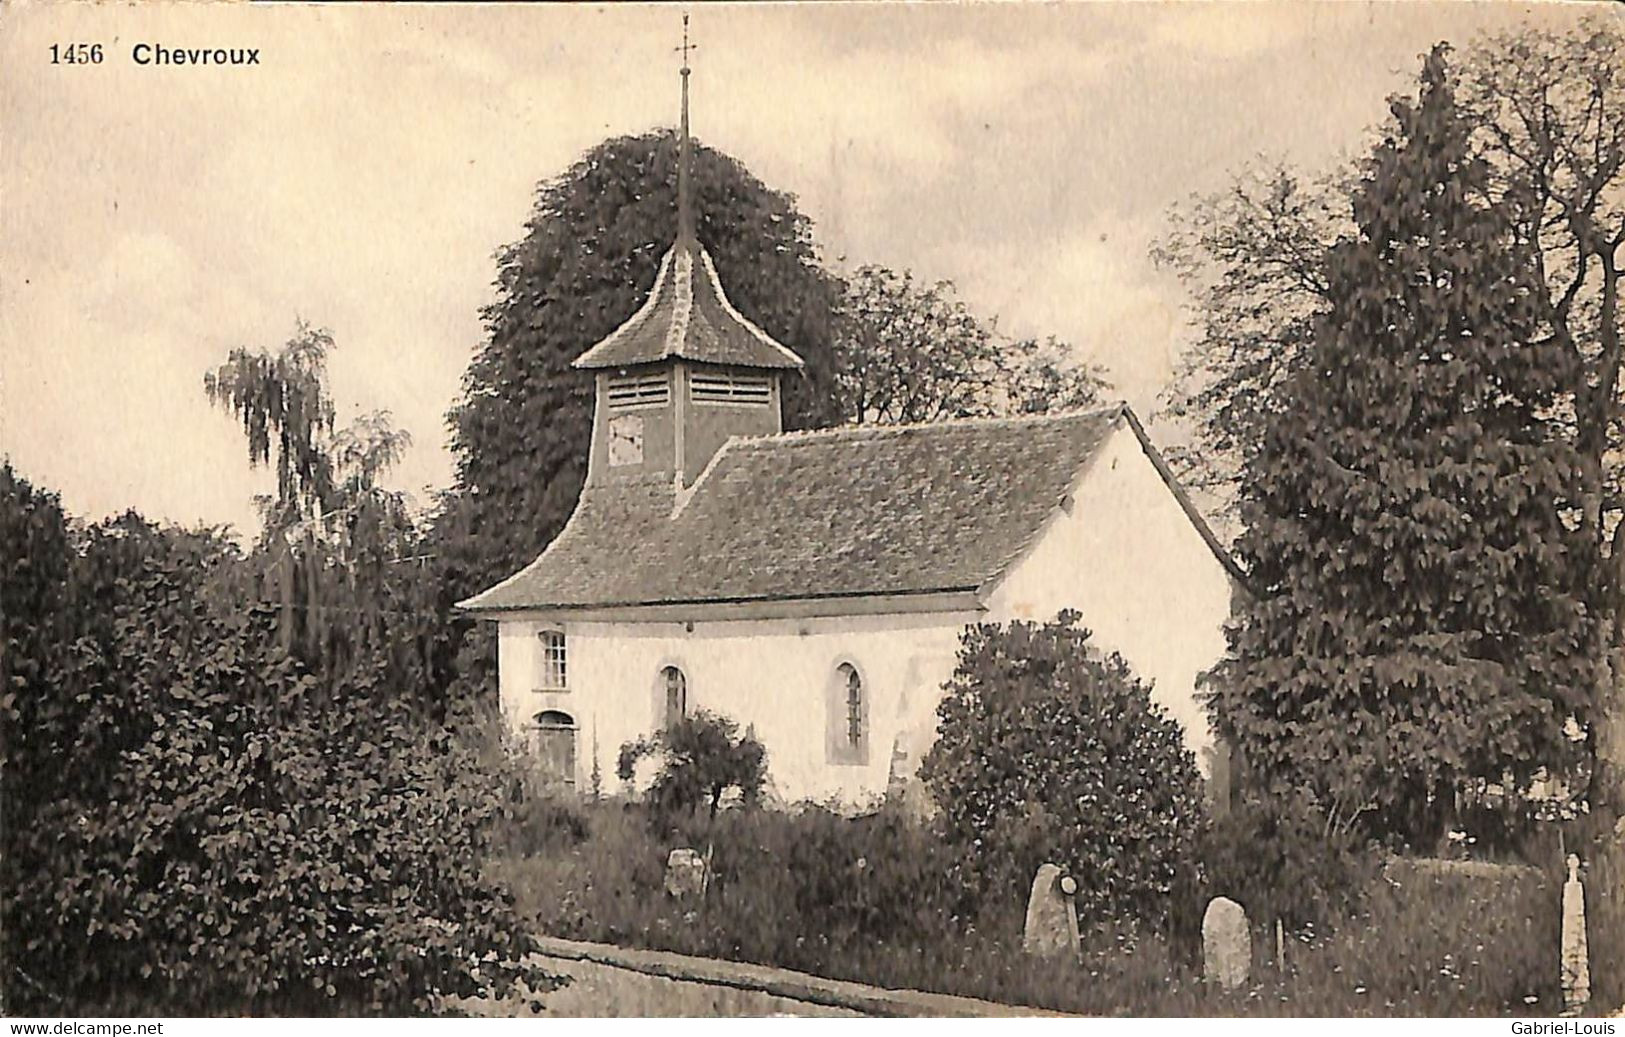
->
458;54;1244;806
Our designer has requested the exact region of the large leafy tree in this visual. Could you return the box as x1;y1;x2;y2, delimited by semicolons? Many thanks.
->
1158;22;1625;1001
1208;49;1600;847
1460;35;1625;996
0;465;551;1014
442;132;843;600
1157;21;1624;543
1151;163;1349;529
832;265;1108;424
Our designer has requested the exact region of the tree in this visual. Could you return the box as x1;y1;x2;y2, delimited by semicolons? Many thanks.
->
442;132;844;602
206;323;450;708
1157;23;1625;1001
0;465;553;1014
919;612;1205;927
832;265;1108;425
1458;24;1625;1004
616;710;767;823
1152;163;1349;528
1207;48;1600;848
1157;21;1624;545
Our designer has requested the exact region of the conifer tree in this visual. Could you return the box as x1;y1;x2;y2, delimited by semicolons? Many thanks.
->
1209;47;1601;846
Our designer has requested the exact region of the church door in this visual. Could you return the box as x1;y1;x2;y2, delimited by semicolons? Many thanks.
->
531;710;577;787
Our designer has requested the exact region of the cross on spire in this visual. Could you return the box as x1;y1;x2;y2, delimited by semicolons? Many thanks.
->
675;13;696;248
676;13;697;72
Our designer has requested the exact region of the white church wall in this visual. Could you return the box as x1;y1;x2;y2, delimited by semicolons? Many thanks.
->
983;423;1233;774
494;423;1234;802
498;610;975;804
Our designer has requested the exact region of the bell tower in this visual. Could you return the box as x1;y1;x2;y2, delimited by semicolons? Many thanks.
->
573;15;804;490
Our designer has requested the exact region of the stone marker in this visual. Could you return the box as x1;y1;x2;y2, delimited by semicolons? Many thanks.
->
1022;863;1080;960
1561;854;1590;1012
664;847;707;899
1202;896;1250;989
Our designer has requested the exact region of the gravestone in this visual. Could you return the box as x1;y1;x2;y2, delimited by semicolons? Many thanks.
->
1022;863;1080;960
1561;854;1590;1012
1202;896;1250;989
664;847;708;899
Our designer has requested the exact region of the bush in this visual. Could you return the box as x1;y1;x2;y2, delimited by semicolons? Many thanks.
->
494;795;1561;1016
919;613;1207;927
1;467;552;1015
502;787;592;859
502;798;966;973
723;805;966;951
616;711;766;822
1197;787;1379;938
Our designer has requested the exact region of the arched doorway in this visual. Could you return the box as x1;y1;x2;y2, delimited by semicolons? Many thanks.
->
530;709;577;787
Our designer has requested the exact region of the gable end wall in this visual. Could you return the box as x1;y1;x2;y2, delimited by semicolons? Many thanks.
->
983;423;1231;772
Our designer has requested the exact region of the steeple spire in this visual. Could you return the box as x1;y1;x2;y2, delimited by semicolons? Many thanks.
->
570;16;804;378
676;14;696;249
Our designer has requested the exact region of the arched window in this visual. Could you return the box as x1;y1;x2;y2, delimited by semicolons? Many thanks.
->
660;665;687;727
826;661;868;765
840;663;863;748
529;709;577;786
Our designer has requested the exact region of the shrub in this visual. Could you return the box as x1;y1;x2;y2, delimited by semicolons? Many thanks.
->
1198;786;1379;937
616;711;766;822
733;805;965;950
1;467;553;1015
504;799;966;975
502;786;592;858
495;796;1561;1016
919;612;1206;927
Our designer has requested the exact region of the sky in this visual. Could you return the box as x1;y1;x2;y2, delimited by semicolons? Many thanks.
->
0;0;1603;539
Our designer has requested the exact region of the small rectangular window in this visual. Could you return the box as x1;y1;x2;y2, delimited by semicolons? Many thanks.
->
538;630;567;690
607;372;670;409
691;371;771;405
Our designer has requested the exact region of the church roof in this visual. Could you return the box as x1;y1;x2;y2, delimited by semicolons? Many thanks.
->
575;23;803;374
571;243;805;372
458;403;1241;614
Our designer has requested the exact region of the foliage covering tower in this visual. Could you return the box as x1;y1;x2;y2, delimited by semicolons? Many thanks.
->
1208;48;1601;844
441;132;842;601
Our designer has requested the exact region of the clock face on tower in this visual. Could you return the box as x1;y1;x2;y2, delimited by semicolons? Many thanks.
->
607;413;644;467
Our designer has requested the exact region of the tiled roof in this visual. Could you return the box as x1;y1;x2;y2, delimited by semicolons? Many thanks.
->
572;243;805;371
459;404;1238;613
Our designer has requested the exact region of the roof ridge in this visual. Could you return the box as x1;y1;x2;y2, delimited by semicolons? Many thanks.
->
724;401;1128;450
695;247;806;369
573;242;804;371
572;246;677;370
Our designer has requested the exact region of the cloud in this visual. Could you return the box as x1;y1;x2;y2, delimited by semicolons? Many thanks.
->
1;0;1597;535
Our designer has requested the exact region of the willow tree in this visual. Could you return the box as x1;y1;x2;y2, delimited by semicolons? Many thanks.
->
1208;48;1600;847
204;322;434;702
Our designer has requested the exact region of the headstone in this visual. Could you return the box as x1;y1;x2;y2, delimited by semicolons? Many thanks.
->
1561;854;1590;1012
664;847;707;899
1202;896;1250;989
1022;863;1080;961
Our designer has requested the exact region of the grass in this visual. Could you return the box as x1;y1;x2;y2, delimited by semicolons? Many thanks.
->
491;798;1564;1016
